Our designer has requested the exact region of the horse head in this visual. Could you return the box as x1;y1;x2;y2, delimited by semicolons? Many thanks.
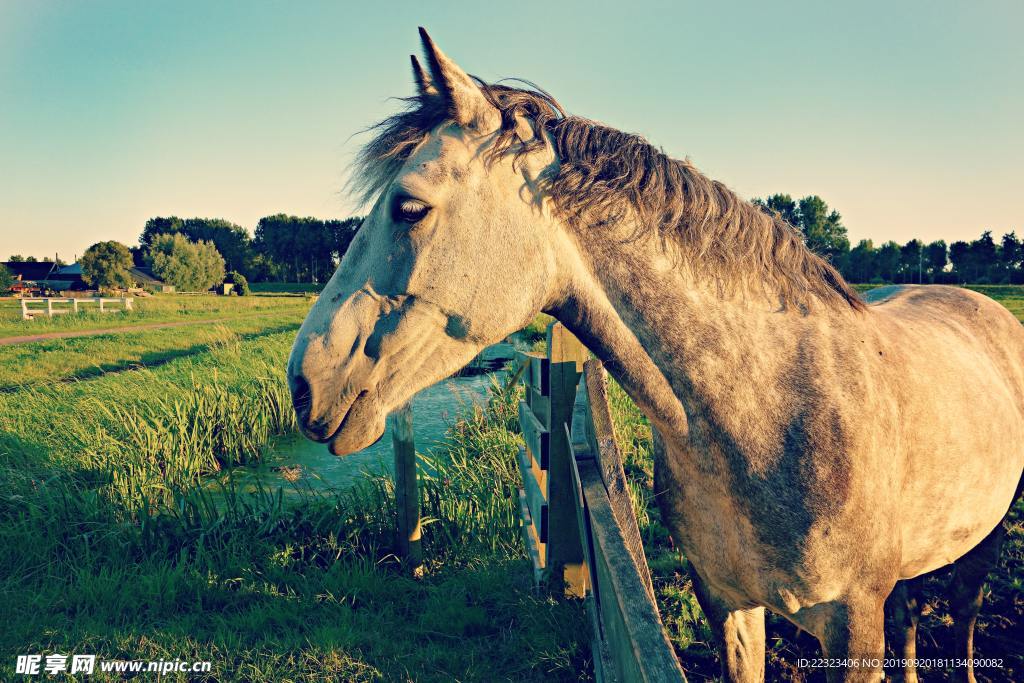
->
287;29;565;454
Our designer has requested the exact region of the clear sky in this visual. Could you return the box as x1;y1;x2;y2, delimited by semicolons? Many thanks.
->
1;0;1021;261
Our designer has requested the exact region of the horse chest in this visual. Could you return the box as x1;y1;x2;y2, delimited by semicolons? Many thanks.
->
653;431;859;611
654;447;783;606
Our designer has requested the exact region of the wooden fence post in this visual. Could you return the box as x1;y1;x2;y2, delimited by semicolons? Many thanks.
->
389;401;423;573
546;322;590;597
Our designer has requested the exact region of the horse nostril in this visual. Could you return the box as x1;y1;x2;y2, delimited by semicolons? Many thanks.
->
291;374;313;424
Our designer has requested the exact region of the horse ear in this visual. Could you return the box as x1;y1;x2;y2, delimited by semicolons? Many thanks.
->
417;27;499;130
410;55;438;99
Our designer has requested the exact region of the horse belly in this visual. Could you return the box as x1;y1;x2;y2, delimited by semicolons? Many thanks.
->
895;342;1024;577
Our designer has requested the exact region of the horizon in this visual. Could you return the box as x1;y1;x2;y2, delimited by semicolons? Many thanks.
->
1;1;1021;259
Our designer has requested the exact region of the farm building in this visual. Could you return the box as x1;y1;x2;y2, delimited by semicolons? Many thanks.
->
2;261;173;295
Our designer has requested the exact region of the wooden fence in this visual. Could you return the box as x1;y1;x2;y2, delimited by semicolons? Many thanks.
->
387;321;685;681
21;297;134;320
515;323;686;682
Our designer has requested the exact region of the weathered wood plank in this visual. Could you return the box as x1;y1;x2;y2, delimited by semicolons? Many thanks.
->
517;488;546;581
583;360;655;601
517;447;548;544
515;350;549;395
566;422;616;681
388;402;422;572
547;322;590;369
579;458;686;682
546;322;589;596
525;384;551;429
518;399;550;470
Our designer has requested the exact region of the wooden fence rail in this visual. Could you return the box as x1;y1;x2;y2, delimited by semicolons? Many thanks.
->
21;297;134;320
516;322;686;683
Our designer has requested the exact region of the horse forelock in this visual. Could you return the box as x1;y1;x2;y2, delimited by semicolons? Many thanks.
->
351;79;865;312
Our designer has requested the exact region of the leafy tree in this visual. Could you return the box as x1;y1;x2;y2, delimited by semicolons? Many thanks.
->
924;241;948;282
0;264;14;293
949;241;971;283
797;196;849;266
141;216;254;276
876;241;901;282
1001;232;1022;283
254;215;362;283
754;194;849;266
8;255;36;262
900;239;923;283
971;231;997;283
847;239;877;283
147;233;225;292
227;270;250;296
753;194;799;227
81;241;135;291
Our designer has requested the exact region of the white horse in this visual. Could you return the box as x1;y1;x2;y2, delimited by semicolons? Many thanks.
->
288;29;1024;682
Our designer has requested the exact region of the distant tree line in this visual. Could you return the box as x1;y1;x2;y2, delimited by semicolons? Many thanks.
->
8;203;1019;288
754;194;1022;284
137;215;362;283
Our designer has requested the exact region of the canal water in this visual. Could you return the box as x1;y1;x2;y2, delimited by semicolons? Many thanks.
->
207;341;519;495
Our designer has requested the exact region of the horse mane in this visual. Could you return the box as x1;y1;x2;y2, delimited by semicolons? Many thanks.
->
352;80;865;312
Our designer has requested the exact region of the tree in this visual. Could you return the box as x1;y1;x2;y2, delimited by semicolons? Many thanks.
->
147;233;225;292
876;241;902;282
797;195;850;266
81;241;135;291
254;214;362;283
949;241;971;283
140;216;254;276
924;241;948;283
8;255;36;262
900;239;923;284
965;231;997;283
227;270;250;296
753;194;799;227
753;194;849;266
1001;232;1022;283
846;239;877;283
0;264;14;293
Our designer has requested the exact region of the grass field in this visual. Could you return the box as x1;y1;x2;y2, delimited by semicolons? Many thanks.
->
0;297;588;681
1;286;1021;681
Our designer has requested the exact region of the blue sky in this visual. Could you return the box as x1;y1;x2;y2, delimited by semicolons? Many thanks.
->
1;0;1021;260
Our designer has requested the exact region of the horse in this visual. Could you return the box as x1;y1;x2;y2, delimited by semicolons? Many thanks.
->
287;29;1024;682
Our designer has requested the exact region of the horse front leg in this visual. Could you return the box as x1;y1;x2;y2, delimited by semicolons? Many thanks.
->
691;572;766;683
884;578;924;683
818;594;887;682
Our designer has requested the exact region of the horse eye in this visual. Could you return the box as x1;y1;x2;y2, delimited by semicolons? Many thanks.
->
393;197;431;224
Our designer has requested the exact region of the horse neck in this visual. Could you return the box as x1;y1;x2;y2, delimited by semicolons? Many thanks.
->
554;225;857;438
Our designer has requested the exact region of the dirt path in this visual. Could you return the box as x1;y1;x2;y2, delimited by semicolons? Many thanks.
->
0;318;233;346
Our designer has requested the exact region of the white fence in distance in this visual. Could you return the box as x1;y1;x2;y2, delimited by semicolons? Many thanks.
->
20;297;134;320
